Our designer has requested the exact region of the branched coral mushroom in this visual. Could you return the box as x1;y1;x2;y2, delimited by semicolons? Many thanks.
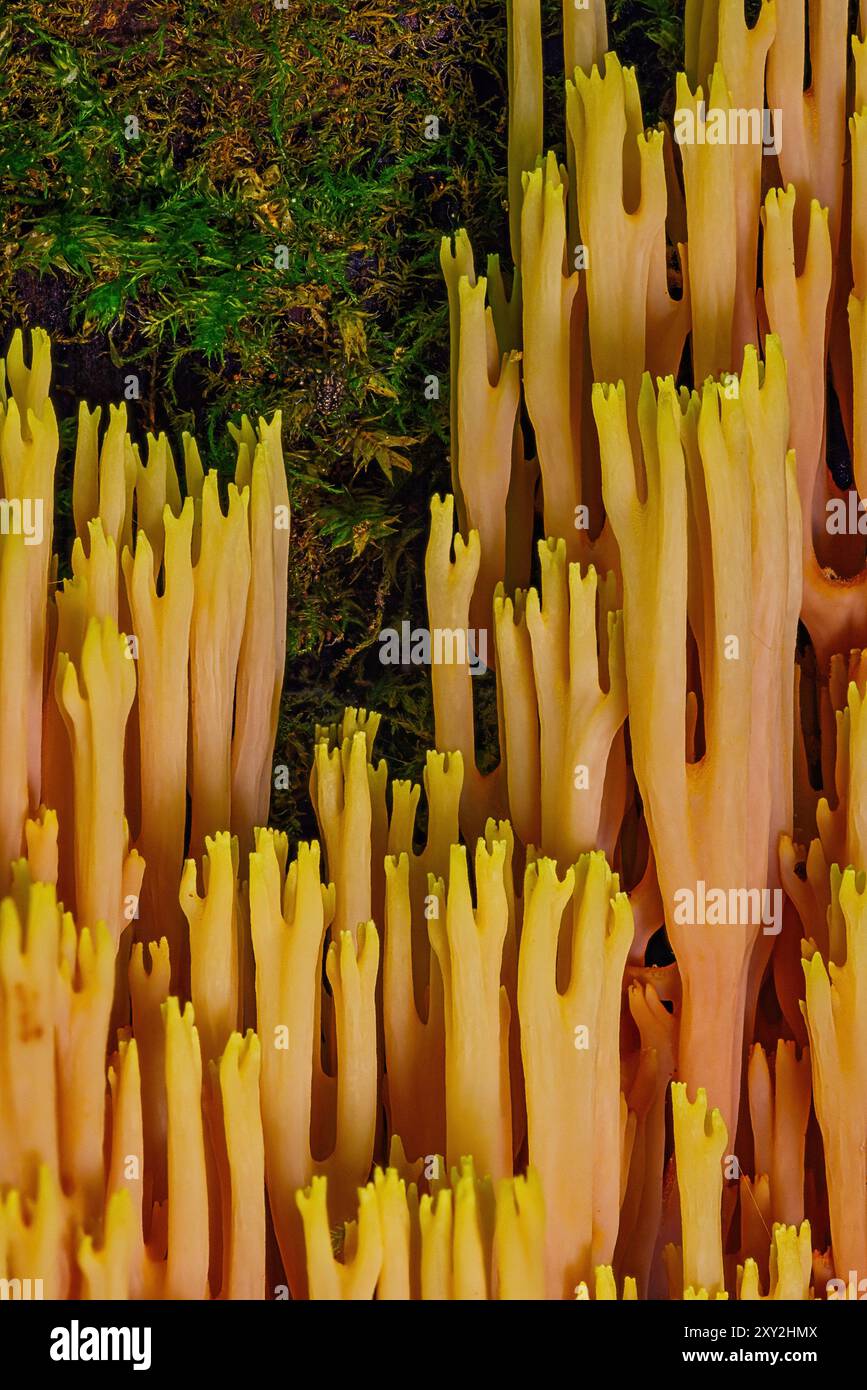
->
2;0;867;1304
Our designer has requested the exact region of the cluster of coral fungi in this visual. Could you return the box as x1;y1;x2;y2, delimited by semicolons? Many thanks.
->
2;0;867;1300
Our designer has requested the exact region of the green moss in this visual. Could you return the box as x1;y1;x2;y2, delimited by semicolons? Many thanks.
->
0;0;680;835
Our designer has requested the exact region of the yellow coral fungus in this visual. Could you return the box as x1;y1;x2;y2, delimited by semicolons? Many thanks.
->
3;0;867;1331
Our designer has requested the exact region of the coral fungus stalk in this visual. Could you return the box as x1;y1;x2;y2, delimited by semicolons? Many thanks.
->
594;341;801;1134
519;852;632;1295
